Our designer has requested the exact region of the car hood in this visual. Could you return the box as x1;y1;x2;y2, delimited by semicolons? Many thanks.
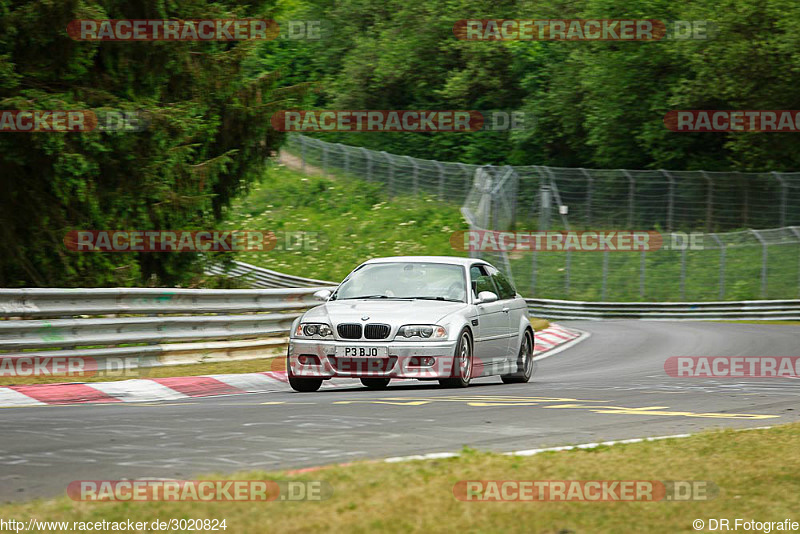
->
302;299;467;327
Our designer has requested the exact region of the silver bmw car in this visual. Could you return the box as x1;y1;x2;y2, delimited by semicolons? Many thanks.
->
287;256;534;392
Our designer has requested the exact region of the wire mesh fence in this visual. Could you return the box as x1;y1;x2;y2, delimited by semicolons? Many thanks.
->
287;134;800;301
462;169;800;301
288;134;800;231
286;135;478;203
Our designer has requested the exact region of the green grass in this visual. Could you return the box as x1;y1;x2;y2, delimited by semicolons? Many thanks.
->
221;163;468;283
3;423;798;533
509;244;800;302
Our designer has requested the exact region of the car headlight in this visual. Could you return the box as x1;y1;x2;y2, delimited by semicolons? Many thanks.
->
294;323;334;338
396;324;447;340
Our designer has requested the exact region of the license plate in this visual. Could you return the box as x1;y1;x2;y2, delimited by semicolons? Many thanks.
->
335;346;388;358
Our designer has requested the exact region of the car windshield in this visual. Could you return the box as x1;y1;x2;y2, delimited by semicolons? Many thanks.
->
333;262;467;302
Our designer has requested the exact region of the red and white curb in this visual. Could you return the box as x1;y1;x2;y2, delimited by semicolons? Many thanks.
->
0;324;585;408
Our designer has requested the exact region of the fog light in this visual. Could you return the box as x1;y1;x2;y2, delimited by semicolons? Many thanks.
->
298;355;320;365
409;356;435;367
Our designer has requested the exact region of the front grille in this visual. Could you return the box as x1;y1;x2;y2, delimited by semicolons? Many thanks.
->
337;323;363;339
364;324;390;339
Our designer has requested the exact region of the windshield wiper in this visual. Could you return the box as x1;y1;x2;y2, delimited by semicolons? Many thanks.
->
339;294;392;300
407;296;463;302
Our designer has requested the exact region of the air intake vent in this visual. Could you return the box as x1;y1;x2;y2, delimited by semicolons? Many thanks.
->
364;324;390;339
337;323;363;339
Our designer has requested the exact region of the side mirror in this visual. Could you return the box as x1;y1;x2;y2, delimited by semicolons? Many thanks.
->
476;291;498;304
313;289;332;301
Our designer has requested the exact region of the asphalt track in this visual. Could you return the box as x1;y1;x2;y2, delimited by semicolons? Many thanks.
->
2;320;799;502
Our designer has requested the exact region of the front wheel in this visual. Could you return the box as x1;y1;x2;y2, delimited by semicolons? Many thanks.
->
287;355;323;392
439;330;473;388
502;329;534;384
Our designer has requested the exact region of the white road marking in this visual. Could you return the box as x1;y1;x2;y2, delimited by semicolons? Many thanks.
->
382;425;775;464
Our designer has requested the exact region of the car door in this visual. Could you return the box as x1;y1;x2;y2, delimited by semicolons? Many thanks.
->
487;266;524;362
469;264;508;369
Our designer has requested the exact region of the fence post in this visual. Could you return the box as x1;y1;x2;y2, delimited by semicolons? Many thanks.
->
622;170;635;228
300;135;306;173
407;156;419;197
680;242;687;300
362;147;372;181
480;167;493;230
661;170;676;232
710;234;725;299
458;163;472;204
741;173;749;226
640;250;646;299
701;171;713;232
509;167;519;229
381;151;393;196
580;168;593;226
538;182;552;232
750;229;768;298
435;161;445;202
772;171;787;227
340;143;349;174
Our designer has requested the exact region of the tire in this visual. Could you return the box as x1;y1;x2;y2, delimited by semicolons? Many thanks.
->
360;377;391;390
439;329;473;388
502;329;534;384
287;354;323;392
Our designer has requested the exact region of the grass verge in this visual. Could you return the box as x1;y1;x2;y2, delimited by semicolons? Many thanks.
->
222;162;468;283
2;423;797;532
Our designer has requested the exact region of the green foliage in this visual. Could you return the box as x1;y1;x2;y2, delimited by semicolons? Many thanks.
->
275;0;800;170
0;0;302;287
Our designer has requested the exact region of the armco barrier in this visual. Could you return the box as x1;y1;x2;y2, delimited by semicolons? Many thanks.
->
205;261;336;289
0;286;335;370
0;286;331;318
2;285;798;375
527;298;800;321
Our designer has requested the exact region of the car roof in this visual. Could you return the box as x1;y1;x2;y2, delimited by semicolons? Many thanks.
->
361;256;488;267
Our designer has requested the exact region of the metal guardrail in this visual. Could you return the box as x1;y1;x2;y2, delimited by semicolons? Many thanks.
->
0;286;331;318
205;261;336;289
0;286;336;370
527;298;800;321
2;282;798;377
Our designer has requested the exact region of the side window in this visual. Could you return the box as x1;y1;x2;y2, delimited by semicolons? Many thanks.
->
487;266;516;300
470;264;498;298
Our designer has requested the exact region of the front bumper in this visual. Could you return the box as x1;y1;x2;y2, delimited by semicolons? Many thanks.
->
288;338;459;378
